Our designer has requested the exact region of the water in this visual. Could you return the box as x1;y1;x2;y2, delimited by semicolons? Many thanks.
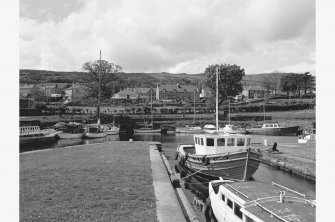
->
21;132;315;221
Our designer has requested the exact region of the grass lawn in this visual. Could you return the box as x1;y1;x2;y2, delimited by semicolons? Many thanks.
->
20;142;157;222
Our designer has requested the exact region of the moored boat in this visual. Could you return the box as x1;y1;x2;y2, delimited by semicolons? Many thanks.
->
246;123;299;136
104;124;120;135
134;122;161;134
208;179;316;222
85;124;106;138
176;125;203;133
219;124;245;134
20;126;59;145
58;122;85;139
176;133;261;181
203;124;216;134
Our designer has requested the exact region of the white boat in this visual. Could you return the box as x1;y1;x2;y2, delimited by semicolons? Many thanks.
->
104;125;120;135
176;133;261;181
176;126;203;133
297;134;310;144
218;124;244;134
204;124;216;134
208;179;316;222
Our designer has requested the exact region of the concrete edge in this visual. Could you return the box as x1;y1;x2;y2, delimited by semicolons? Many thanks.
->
160;152;200;222
149;143;186;222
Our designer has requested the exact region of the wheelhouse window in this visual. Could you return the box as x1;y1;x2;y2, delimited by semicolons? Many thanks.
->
234;203;243;219
237;138;245;146
265;124;269;127
269;124;273;127
217;138;225;146
227;138;235;146
207;138;214;146
200;138;204;145
227;198;233;208
221;193;225;202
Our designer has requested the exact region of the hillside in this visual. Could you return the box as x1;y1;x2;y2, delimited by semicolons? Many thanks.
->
19;69;288;89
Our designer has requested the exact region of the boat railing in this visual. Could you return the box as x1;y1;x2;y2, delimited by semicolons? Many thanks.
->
271;182;306;198
20;126;41;136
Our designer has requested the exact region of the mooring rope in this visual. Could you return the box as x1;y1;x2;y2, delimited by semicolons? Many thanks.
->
179;154;228;181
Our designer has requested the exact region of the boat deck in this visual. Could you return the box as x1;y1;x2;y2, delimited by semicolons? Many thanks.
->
245;200;315;222
225;181;315;222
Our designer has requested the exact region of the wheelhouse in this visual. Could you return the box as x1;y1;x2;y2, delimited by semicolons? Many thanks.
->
193;134;252;155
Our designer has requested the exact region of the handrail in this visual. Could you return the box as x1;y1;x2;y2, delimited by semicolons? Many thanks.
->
20;126;41;136
255;202;289;222
272;182;306;198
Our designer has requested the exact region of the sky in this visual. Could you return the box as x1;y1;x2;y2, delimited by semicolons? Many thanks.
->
20;0;315;74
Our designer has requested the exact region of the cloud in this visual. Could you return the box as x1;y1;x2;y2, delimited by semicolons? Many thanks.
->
20;0;315;74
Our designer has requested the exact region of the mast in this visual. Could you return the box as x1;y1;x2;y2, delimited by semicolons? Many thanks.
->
216;66;219;131
193;90;196;123
228;99;230;125
151;89;153;128
263;103;265;122
98;50;101;122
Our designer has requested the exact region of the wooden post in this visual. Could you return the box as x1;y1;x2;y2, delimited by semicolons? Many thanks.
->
243;148;251;181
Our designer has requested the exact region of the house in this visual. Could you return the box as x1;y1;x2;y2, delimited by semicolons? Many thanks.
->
64;84;87;101
156;84;200;101
242;86;268;99
19;84;34;97
20;98;35;108
112;88;155;100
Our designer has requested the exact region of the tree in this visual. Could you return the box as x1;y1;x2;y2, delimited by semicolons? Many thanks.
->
82;59;122;103
280;73;314;96
203;64;245;106
28;85;47;102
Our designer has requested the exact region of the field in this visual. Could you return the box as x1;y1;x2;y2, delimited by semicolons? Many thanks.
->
20;142;157;222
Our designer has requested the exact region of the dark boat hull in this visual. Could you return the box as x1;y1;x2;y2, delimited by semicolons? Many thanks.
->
177;149;261;181
246;126;299;136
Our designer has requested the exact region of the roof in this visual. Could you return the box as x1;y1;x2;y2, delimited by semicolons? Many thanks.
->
20;85;34;89
158;85;198;93
133;88;152;94
224;181;315;222
117;88;138;96
244;86;266;91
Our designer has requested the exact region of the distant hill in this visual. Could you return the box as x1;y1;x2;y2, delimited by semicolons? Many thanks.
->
19;69;290;90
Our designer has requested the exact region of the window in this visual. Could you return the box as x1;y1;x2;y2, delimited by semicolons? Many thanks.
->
200;138;204;145
234;203;243;219
195;137;198;144
227;138;235;146
265;124;269;127
269;124;273;127
227;198;233;209
207;138;214;146
221;193;225;202
217;138;225;146
237;138;245;146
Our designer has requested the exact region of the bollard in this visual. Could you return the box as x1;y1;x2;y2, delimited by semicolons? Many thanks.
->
264;139;268;146
129;139;133;142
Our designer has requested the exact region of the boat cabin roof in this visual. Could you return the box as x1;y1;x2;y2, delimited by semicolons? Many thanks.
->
194;133;251;139
221;181;315;222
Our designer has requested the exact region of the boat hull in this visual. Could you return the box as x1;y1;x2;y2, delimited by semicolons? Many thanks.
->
176;127;203;133
106;130;120;135
20;132;58;145
177;147;261;181
58;133;84;139
134;128;161;134
85;132;107;138
246;126;299;136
